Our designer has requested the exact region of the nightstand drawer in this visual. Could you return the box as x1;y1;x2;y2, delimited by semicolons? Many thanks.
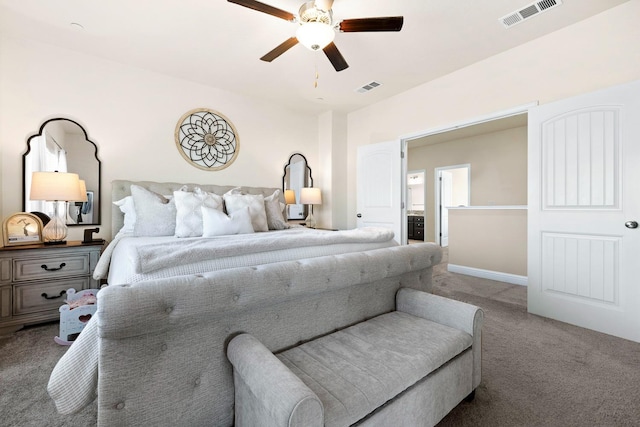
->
13;278;90;315
13;253;90;282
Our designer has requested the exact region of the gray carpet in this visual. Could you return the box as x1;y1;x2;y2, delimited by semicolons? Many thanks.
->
1;251;639;426
432;250;640;427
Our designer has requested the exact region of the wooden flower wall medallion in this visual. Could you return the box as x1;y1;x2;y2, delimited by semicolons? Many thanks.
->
175;108;240;171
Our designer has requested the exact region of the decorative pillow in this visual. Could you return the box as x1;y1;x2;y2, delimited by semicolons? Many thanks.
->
113;196;136;234
174;187;224;238
264;189;289;230
201;205;255;237
223;191;268;232
131;185;177;237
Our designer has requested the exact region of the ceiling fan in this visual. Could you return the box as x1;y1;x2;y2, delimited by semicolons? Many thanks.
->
228;0;404;72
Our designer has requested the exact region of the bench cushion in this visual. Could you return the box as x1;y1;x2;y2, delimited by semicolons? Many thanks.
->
276;311;473;427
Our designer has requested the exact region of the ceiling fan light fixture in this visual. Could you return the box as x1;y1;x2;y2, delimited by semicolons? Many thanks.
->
296;22;335;51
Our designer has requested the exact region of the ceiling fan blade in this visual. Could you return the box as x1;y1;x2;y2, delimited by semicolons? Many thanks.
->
314;0;334;12
260;37;299;62
339;16;404;32
227;0;295;21
323;42;349;72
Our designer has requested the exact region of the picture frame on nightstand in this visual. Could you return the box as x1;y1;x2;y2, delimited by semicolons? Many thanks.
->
2;212;44;247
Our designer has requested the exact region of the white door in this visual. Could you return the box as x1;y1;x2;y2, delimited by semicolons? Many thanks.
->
357;140;403;244
440;171;453;247
528;79;640;343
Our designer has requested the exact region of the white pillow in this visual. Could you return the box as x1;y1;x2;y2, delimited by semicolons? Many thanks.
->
131;185;177;237
264;189;289;230
223;191;268;232
174;187;224;238
202;205;255;237
113;196;136;234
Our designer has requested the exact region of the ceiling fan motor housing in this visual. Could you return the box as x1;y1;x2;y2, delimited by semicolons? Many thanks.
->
299;1;333;25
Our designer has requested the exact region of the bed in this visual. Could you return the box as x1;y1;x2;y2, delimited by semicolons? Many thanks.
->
98;180;398;285
48;180;443;426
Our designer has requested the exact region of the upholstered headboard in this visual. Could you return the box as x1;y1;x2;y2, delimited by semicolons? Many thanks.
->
111;180;284;240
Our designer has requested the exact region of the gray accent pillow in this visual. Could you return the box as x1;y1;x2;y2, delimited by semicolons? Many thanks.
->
131;185;177;237
264;189;289;230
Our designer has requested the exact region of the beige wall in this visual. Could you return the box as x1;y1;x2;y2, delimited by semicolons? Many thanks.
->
448;208;527;277
346;1;640;230
408;126;527;241
0;37;320;240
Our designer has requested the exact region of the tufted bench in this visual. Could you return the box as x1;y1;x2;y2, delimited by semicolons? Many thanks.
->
227;288;483;427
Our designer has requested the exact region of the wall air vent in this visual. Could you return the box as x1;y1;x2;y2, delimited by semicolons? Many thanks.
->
355;81;382;94
499;0;562;28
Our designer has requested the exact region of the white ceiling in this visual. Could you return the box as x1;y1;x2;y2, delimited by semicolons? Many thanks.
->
0;0;629;114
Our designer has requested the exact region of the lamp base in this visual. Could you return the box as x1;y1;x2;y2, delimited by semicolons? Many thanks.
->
42;202;69;244
305;212;317;228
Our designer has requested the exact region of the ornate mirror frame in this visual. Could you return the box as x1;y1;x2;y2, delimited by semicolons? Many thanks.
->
22;118;102;226
282;153;312;220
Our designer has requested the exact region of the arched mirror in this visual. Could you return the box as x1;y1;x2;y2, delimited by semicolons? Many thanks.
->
282;153;312;220
23;118;101;226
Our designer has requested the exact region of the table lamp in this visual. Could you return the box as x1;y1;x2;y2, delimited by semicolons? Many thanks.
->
284;189;296;205
72;180;89;223
30;171;82;244
300;187;322;228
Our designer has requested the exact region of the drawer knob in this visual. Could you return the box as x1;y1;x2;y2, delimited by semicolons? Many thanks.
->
41;290;66;300
41;262;66;272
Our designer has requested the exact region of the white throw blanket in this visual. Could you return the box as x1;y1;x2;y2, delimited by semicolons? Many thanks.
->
135;227;394;274
93;227;395;279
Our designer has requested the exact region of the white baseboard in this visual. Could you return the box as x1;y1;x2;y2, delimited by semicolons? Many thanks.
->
447;264;528;286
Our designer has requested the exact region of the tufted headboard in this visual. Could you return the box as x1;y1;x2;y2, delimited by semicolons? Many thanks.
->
111;180;284;240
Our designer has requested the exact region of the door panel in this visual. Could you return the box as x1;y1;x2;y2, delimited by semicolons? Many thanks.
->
528;79;640;342
356;141;402;244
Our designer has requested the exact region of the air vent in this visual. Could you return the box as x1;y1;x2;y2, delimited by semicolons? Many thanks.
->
355;81;382;94
499;0;562;28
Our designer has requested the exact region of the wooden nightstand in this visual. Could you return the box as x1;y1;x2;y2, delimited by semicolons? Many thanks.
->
0;241;103;336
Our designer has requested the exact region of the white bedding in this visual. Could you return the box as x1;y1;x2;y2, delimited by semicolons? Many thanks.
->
98;227;397;285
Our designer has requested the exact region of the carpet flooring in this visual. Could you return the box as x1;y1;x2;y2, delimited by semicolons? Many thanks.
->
1;249;639;426
432;250;640;426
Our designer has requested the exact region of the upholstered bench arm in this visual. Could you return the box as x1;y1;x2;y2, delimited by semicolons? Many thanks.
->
396;287;484;388
396;288;483;335
227;333;324;427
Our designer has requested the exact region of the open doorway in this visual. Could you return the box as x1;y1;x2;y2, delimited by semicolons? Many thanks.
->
404;106;530;245
435;165;470;247
407;170;426;243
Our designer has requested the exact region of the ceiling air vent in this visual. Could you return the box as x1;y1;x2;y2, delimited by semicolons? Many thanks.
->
355;81;382;94
499;0;562;28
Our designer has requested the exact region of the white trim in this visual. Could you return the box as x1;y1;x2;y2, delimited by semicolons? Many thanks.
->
447;205;527;210
447;264;528;286
401;102;538;141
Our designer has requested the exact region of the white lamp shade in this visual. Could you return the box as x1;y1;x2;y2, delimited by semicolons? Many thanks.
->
296;22;335;51
284;189;296;204
30;171;81;201
300;187;322;205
